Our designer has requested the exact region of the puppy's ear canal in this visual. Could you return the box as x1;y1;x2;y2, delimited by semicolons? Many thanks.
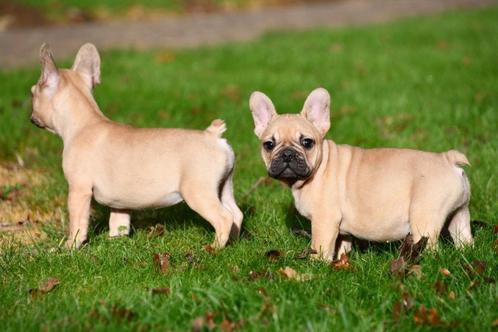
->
39;43;60;93
72;43;101;89
249;91;277;138
301;88;331;136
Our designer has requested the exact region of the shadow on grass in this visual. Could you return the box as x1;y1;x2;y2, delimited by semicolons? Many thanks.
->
88;199;256;241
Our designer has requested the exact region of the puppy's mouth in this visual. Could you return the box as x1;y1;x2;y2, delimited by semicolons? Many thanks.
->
268;148;311;181
30;116;45;129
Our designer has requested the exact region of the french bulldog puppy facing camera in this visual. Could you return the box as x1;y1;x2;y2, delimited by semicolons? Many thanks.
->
30;43;243;249
249;88;472;261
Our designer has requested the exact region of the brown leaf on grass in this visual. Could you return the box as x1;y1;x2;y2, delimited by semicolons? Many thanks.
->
492;318;498;327
434;280;448;296
390;257;407;277
463;259;487;277
472;260;487;274
220;319;235;332
248;270;273;282
29;277;60;298
399;234;428;263
256;287;268;297
278;266;312;281
332;253;351;271
295;247;317;259
191;316;205;332
204;244;216;254
448;291;456;300
413;305;441;326
408;265;423;279
392;292;414;322
147;224;165;238
152;253;170;273
493;224;498;234
110;304;136;321
439;268;451;276
206;312;216;330
150;287;170;296
391;234;428;277
90;301;137;322
265;249;284;262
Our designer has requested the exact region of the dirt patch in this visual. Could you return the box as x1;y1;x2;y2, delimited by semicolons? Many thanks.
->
0;163;63;247
0;1;49;30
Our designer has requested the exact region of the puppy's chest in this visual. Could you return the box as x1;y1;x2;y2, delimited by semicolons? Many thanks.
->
292;189;313;219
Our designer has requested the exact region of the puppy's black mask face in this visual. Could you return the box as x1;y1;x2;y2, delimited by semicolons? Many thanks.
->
268;147;311;181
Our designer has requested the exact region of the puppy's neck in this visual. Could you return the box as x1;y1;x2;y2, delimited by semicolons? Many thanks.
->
53;71;108;142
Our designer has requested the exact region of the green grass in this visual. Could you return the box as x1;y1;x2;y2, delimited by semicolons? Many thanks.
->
1;7;498;331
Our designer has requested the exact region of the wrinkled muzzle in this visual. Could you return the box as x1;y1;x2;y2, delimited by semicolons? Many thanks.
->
268;148;311;180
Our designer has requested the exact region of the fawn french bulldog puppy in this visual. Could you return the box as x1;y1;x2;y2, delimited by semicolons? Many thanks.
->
30;43;243;249
249;88;472;261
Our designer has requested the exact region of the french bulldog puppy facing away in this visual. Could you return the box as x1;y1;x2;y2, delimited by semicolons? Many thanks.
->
249;88;472;261
30;43;243;249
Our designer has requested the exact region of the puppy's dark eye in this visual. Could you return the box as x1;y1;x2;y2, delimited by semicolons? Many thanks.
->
301;138;315;150
263;141;275;151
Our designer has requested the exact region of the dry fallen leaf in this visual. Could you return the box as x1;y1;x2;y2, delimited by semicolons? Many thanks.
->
414;305;441;326
332;253;351;270
390;234;428;277
472;260;487;274
150;287;170;296
29;277;60;298
295;248;317;259
448;291;456;300
390;257;407;277
278;266;312;282
248;270;273;282
408;264;423;279
220;319;235;332
434;280;447;296
152;253;170;273
147;224;166;238
204;244;216;254
392;291;414;322
265;249;284;262
439;268;451;276
492;318;498;327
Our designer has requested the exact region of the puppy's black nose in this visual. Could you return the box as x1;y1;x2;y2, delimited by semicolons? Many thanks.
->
281;148;294;162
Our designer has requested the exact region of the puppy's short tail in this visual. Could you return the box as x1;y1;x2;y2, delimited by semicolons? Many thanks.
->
446;149;470;167
205;119;227;137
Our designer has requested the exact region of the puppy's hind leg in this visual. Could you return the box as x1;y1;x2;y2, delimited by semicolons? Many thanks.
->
447;204;473;248
409;206;446;251
109;209;131;238
220;173;243;240
335;235;353;259
182;189;234;249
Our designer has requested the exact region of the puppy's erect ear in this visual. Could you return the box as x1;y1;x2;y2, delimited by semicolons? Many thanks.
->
301;88;331;136
249;91;277;138
39;43;60;95
72;43;101;89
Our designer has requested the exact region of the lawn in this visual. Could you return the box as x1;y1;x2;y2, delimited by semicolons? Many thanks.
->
1;6;497;331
